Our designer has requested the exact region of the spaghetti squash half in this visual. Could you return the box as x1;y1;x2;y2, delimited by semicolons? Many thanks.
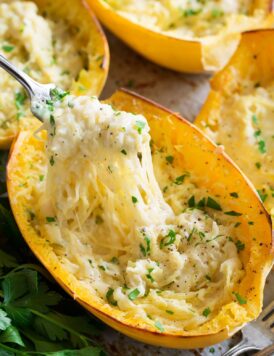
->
0;0;109;148
7;90;273;348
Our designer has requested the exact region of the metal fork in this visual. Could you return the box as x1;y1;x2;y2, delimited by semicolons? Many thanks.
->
222;300;274;356
0;54;56;122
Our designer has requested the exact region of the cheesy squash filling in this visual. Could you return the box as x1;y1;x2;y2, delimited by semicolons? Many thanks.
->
200;82;274;222
104;0;272;69
34;93;245;332
0;0;83;138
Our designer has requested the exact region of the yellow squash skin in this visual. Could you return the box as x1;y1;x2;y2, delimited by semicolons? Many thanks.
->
195;30;274;223
0;0;109;149
88;0;273;73
7;90;273;349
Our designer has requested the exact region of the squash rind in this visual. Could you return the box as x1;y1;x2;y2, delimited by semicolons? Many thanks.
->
7;89;273;348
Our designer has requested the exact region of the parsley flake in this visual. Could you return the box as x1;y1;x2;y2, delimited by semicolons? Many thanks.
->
232;291;247;305
203;307;211;317
128;288;140;301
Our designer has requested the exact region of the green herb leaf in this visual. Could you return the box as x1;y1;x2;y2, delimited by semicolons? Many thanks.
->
160;229;176;249
202;307;211;317
252;114;258;125
206;197;222;211
224;211;242;216
135;120;146;134
128;288;140;301
257;189;268;202
165;310;174;315
174;173;189;185
46;216;56;223
230;192;239;198
140;236;151;257
232;291;247;305
0;309;11;331
235;240;245;252
132;196;138;204
154;321;164;332
165;156;174;164
50;88;69;102
2;45;15;53
188;196;195;208
0;325;25;346
106;288;117;306
121;149;127;155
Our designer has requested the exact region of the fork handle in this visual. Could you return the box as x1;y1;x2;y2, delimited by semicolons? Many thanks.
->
222;339;259;356
0;54;39;98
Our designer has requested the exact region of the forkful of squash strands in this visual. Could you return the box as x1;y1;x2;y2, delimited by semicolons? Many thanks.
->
0;54;67;122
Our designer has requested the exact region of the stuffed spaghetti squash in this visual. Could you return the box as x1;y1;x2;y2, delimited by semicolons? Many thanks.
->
0;0;109;148
7;90;273;348
89;0;274;72
195;30;274;223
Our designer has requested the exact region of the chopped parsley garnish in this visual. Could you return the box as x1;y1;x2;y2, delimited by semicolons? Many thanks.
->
209;347;215;354
230;192;238;198
128;288;140;301
135;120;146;134
46;217;56;223
50;88;69;102
197;197;206;208
205;275;212;281
2;44;15;53
206;197;222;211
188;195;195;208
174;173;189;185
252;114;258;125
224;210;242;216
99;265;106;271
110;257;119;264
202;307;211;317
165;155;174;164
165;310;174;315
106;288;117;306
183;8;201;17
258;140;266;154
95;215;104;225
257;189;268;202
235;240;245;252
232;292;247;305
255;162;261;169
49;156;55;166
234;222;241;228
160;229;176;249
49;115;56;136
211;8;223;18
39;175;44;182
121;149;127;155
132;196;138;204
15;91;27;119
140;236;151;257
146;268;154;283
154;321;164;332
248;221;254;225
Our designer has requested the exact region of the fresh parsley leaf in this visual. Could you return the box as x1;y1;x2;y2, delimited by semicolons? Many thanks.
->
2;45;15;53
0;325;24;346
174;173;189;185
232;291;247;305
50;88;69;102
188;196;195;208
140;236;151;257
131;196;138;204
135;120;145;134
128;288;140;301
0;309;11;331
230;192;238;198
154;321;164;332
235;240;245;252
202;307;211;317
224;211;242;216
206;197;222;211
46;217;56;223
257;189;268;202
165;156;174;164
106;288;117;306
160;229;176;249
165;310;174;315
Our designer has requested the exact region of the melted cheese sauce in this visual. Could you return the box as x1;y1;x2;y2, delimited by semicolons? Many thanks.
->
33;95;245;332
0;0;83;138
200;82;274;222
